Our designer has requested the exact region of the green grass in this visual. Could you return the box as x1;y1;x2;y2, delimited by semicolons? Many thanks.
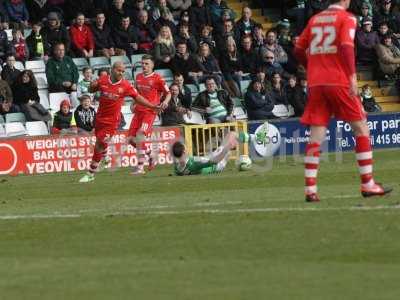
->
1;149;400;299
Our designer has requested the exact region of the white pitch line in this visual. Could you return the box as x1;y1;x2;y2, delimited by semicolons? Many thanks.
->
0;204;399;220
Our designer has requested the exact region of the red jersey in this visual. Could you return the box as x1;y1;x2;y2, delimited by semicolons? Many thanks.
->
96;75;138;126
296;5;357;88
135;72;169;114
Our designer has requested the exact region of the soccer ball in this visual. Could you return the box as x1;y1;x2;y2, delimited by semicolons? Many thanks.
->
236;155;252;171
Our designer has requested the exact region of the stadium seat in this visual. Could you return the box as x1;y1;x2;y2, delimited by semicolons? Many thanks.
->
89;56;110;70
5;112;26;123
26;121;49;136
49;92;70;111
122;113;133;130
240;79;251;93
38;90;50;110
124;68;133;81
0;124;5;137
156;69;173;80
14;61;24;71
35;73;48;89
198;83;206;92
272;104;295;118
0;115;4;123
131;54;143;66
233;106;248;120
110;55;132;68
24;28;32;38
5;122;26;136
25;60;46;73
154;115;161;126
186;84;198;94
72;57;89;71
183;111;206;124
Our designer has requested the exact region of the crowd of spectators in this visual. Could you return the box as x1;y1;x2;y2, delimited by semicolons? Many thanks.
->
0;0;396;134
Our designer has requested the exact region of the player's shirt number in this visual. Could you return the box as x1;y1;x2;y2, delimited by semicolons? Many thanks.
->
310;26;337;55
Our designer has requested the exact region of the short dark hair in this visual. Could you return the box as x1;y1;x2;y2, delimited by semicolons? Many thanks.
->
172;141;185;158
142;54;154;62
174;73;184;78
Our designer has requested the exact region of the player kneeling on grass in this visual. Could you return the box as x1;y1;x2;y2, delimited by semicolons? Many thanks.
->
79;61;159;183
172;132;239;176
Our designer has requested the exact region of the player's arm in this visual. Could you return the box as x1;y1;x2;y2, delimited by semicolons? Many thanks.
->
339;15;358;96
134;94;160;112
159;78;171;110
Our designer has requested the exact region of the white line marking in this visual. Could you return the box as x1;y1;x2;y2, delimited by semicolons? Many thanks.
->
0;205;399;220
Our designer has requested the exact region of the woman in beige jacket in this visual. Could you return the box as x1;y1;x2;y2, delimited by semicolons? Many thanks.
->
375;34;400;75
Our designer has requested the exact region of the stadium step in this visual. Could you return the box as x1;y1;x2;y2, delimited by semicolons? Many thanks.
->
380;102;400;112
375;95;399;103
371;86;398;97
358;80;379;88
357;71;374;81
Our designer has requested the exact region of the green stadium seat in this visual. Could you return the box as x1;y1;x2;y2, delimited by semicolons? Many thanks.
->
72;58;89;71
111;55;132;68
5;112;26;123
89;56;111;70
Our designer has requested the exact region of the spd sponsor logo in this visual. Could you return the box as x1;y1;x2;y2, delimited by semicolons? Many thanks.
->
251;122;281;157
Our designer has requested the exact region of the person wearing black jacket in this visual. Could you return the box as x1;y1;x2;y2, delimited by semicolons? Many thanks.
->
267;72;289;106
161;83;190;126
113;15;139;56
244;79;274;120
235;7;260;41
40;12;71;57
173;73;192;108
174;22;198;54
189;0;212;37
12;70;51;122
132;10;157;54
171;42;205;84
91;11;117;58
239;36;259;75
74;94;96;133
1;55;20;86
26;22;45;60
107;0;129;30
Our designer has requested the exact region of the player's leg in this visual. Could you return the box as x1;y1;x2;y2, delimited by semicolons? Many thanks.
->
300;87;331;202
350;120;392;197
331;86;392;197
133;114;157;174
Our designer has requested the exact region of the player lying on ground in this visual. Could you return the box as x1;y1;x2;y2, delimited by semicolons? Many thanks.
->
294;0;392;202
79;61;160;183
172;132;239;176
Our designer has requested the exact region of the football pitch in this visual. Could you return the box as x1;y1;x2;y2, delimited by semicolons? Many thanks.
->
1;149;400;300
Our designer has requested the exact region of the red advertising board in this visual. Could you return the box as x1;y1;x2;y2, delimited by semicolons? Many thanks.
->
0;127;181;175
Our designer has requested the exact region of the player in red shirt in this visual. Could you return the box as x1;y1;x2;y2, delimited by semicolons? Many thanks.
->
294;0;392;202
79;61;159;183
128;54;171;174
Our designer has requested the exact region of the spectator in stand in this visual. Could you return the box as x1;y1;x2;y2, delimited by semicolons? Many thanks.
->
77;67;94;99
356;16;380;65
128;0;146;23
152;0;170;21
356;1;373;27
40;11;70;59
285;74;297;107
253;24;266;54
305;0;329;20
198;24;216;52
197;42;225;87
267;72;288;106
4;0;29;29
167;0;191;20
173;73;192;108
113;15;139;56
239;35;258;76
260;49;288;80
1;55;20;86
0;25;13;63
193;76;234;124
208;0;231;27
244;79;274;120
175;21;198;54
189;0;212;37
91;11;118;58
235;6;259;41
289;73;307;117
375;33;400;76
351;0;375;20
69;12;94;58
74;94;96;133
11;70;51;122
276;19;292;51
360;84;381;113
284;35;300;74
153;25;175;68
161;83;190;126
215;19;239;51
220;37;243;98
171;41;205;84
46;42;79;94
133;9;157;54
64;0;94;25
154;7;177;34
26;21;45;60
263;29;288;65
108;0;129;30
285;0;306;35
52;99;77;134
11;28;28;62
0;3;9;28
0;98;19;116
94;0;111;12
373;0;400;34
255;67;272;91
0;76;13;103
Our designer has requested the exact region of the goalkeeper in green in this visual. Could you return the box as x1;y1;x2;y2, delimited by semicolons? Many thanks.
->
172;132;240;176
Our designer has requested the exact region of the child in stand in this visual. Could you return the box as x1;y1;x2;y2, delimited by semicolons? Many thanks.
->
12;28;29;62
52;99;77;134
360;84;381;113
77;67;94;99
